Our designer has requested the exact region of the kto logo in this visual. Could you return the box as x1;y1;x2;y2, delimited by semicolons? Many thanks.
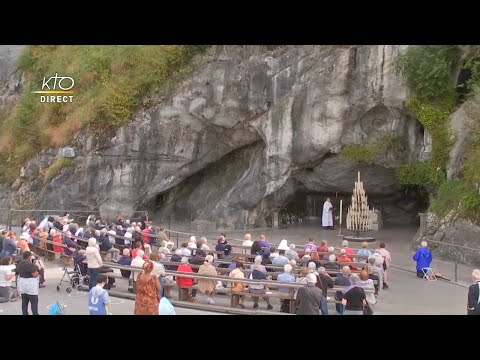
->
32;73;75;103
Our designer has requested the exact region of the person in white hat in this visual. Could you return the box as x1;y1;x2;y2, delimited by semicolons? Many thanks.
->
278;239;289;251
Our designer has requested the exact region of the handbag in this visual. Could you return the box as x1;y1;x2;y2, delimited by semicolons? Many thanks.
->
363;299;373;315
305;285;322;314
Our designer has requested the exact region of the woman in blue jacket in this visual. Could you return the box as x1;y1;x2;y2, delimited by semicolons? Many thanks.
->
413;241;432;278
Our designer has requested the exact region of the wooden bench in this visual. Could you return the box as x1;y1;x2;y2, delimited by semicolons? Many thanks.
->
31;237;63;261
101;261;378;314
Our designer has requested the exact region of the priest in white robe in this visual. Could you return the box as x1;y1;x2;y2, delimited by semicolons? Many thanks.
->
322;197;333;229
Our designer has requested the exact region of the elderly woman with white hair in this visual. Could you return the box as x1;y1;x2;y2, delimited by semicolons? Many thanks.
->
341;240;355;256
242;233;253;247
467;269;480;315
197;255;218;304
250;255;267;273
177;256;197;301
122;227;133;246
318;240;329;255
324;254;341;271
308;261;318;276
242;234;253;255
277;264;296;312
188;236;197;249
302;248;312;262
249;261;273;310
86;237;103;290
367;255;383;294
200;237;210;251
337;248;353;263
286;244;299;260
341;274;367;315
413;241;433;278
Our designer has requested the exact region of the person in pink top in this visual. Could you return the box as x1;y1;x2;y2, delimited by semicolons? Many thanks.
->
375;242;392;289
304;237;317;252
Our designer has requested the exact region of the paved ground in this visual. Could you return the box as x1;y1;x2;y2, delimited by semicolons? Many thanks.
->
0;222;470;315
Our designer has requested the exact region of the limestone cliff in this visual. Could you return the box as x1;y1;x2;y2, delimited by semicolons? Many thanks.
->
0;45;426;228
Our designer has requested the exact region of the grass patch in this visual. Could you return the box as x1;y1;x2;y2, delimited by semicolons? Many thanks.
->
426;88;480;223
341;132;402;164
394;45;459;102
0;45;208;183
396;162;436;185
44;157;75;182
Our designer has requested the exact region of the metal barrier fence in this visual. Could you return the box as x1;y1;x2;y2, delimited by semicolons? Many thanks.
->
414;236;480;283
3;208;149;231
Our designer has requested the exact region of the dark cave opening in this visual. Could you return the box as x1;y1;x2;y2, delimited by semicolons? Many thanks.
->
280;188;429;228
456;67;472;103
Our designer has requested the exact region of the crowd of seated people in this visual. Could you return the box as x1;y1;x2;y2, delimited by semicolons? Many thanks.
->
2;213;392;314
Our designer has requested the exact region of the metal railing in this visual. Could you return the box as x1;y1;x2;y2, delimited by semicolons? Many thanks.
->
3;208;149;231
414;237;480;283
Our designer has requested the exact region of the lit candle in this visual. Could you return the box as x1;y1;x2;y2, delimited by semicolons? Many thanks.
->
340;200;343;228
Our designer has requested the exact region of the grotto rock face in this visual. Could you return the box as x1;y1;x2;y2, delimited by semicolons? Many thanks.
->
1;45;429;227
414;212;480;267
0;46;24;82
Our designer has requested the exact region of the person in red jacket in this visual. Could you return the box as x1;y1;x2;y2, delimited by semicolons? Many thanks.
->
176;257;197;302
318;240;329;259
52;232;64;253
341;240;355;256
132;241;149;260
337;249;358;271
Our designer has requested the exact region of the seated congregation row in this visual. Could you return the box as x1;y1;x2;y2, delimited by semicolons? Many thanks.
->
0;213;392;315
113;233;392;315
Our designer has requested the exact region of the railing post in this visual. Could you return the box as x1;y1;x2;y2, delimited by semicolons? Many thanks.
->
454;262;458;283
168;215;171;230
6;206;11;231
176;233;179;249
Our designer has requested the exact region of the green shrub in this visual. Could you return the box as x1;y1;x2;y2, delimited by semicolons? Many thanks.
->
0;45;209;183
44;157;75;182
405;96;453;184
396;162;437;185
462;46;480;93
394;45;459;102
429;179;464;217
341;133;401;164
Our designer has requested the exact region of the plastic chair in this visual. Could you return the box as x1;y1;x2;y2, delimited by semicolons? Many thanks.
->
422;267;437;281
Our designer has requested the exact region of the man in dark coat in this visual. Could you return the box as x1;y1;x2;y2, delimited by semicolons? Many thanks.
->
468;269;480;315
296;273;323;315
